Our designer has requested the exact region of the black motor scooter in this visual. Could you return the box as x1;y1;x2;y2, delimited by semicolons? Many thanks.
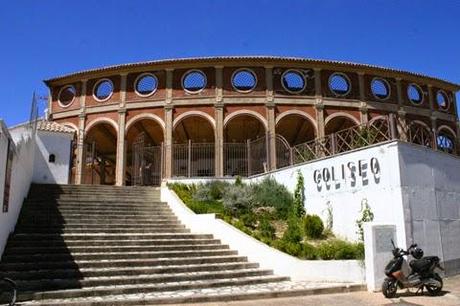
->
0;277;16;306
382;240;444;298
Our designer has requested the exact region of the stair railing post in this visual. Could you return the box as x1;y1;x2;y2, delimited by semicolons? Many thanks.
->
187;139;192;178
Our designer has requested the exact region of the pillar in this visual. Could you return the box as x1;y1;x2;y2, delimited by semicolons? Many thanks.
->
75;113;86;184
215;104;224;177
115;109;127;185
314;69;325;138
265;66;276;170
164;106;173;179
431;116;437;150
75;79;87;185
358;73;368;124
396;78;408;141
428;85;434;111
266;103;276;170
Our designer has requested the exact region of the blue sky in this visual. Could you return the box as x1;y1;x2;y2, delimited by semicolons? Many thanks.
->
1;0;459;126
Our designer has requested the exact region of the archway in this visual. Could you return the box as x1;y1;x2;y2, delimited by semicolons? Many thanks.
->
84;121;118;185
408;121;433;149
172;115;215;177
224;113;267;176
325;114;359;135
126;117;165;186
437;126;456;154
275;113;316;168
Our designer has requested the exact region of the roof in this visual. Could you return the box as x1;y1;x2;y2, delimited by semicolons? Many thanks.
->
43;56;460;90
36;120;75;134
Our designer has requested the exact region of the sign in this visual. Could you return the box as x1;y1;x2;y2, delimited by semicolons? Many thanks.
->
312;157;381;192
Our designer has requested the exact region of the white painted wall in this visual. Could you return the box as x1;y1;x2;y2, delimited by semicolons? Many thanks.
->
32;130;73;184
398;142;460;275
0;120;35;259
250;142;407;248
162;187;365;283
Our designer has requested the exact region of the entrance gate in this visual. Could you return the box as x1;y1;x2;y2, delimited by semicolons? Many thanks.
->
132;133;163;186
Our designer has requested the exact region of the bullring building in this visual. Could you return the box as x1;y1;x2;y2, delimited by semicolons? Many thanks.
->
44;56;459;186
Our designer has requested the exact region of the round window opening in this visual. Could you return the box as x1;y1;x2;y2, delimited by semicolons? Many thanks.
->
232;69;257;92
94;79;114;101
329;73;350;96
371;78;390;100
437;133;455;153
182;70;206;93
407;84;423;105
436;90;449;110
58;85;76;107
282;70;306;93
135;74;158;97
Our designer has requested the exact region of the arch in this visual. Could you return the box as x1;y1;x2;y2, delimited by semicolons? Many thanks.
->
324;112;360;127
368;115;388;125
60;122;79;132
408;120;433;149
409;120;430;130
223;110;268;131
126;113;166;134
437;125;456;138
85;117;119;134
173;111;216;130
275;110;317;131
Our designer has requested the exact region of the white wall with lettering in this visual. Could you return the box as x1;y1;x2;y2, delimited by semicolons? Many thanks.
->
251;141;408;247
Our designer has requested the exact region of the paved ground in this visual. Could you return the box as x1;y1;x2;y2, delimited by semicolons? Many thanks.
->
167;275;460;306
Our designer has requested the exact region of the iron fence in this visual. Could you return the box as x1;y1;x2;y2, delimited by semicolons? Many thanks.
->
172;141;215;177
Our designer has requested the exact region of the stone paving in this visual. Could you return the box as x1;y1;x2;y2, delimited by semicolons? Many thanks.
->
19;280;364;305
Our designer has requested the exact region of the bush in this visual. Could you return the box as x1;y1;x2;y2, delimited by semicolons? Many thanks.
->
251;177;294;219
168;183;195;204
240;212;257;229
303;215;324;239
222;184;253;215
316;240;363;260
273;240;302;257
282;217;303;244
258;217;275;240
193;181;229;202
301;242;317;260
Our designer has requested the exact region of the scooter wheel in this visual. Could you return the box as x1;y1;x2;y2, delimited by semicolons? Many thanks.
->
382;277;398;298
426;273;443;296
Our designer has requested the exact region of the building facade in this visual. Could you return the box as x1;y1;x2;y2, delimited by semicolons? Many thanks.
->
44;56;460;185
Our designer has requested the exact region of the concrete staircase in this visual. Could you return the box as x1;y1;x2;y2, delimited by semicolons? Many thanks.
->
0;184;290;305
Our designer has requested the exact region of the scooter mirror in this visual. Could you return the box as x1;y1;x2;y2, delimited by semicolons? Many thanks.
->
391;239;396;249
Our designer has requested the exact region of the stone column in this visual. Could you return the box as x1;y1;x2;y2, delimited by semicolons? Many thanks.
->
75;113;86;185
358;73;368;124
431;116;437;150
265;67;276;170
396;78;408;141
428;85;434;111
164;105;173;179
314;69;325;138
266;103;277;170
215;104;224;177
115;109;127;186
75;80;87;185
120;73;128;108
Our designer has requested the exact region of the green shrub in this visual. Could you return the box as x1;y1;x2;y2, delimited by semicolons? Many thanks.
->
293;170;306;218
251;177;294;219
316;240;363;260
240;212;257;229
273;240;302;257
168;183;195;204
282;217;303;244
235;176;243;186
222;184;253;215
193;181;230;202
303;215;324;239
258;217;275;240
301;242;317;260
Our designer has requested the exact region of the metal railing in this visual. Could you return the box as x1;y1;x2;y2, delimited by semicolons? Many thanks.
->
172;141;215;177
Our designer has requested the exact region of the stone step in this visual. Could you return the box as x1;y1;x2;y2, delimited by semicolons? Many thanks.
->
18;275;288;302
6;238;222;248
0;255;249;271
14;227;189;234
3;243;228;256
0;262;258;281
15;220;181;228
25;199;166;205
10;233;214;241
18;215;179;223
2;249;239;263
12;268;274;292
30;184;160;192
20;211;176;218
15;223;183;230
17;281;365;306
21;205;170;212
